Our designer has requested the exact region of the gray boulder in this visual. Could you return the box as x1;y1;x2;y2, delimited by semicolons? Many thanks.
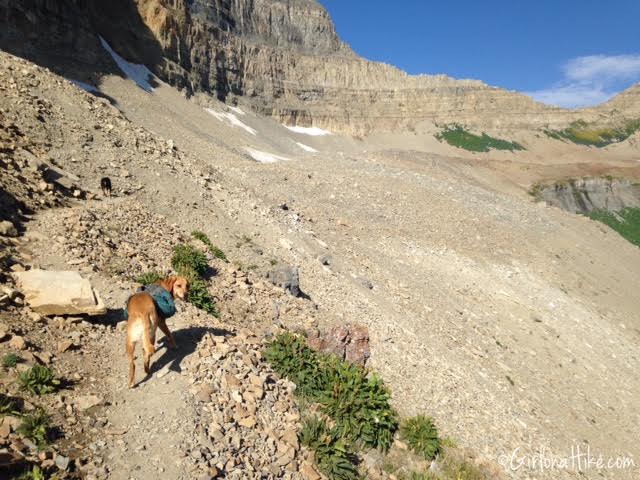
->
266;266;300;297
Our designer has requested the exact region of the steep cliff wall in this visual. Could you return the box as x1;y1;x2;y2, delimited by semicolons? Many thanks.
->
0;0;636;135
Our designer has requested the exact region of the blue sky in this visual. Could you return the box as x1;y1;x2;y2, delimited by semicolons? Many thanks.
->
318;0;640;108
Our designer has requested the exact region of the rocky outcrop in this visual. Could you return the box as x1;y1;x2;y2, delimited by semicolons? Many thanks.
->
307;323;371;366
536;177;640;213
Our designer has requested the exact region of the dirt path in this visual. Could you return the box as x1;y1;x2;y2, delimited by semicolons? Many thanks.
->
11;197;309;479
23;208;204;479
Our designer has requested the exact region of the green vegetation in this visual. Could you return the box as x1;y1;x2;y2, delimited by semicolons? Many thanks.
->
265;333;398;479
3;352;20;368
17;409;50;447
544;119;640;147
265;333;493;479
299;416;360;480
320;359;397;450
435;124;524;152
172;243;219;317
171;244;209;276
401;415;441;460
265;333;396;470
587;207;640;247
191;230;228;262
17;465;46;480
18;365;61;396
185;273;219;316
136;271;163;285
0;393;20;416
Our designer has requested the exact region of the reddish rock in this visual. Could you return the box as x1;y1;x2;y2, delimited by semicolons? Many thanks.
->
307;323;370;366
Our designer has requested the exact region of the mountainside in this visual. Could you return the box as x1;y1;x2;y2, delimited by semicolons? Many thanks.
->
2;0;637;136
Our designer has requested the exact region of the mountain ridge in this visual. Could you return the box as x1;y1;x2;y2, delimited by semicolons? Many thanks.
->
0;0;637;135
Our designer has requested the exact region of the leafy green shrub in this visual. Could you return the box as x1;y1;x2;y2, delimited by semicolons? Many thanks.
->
18;365;61;395
299;416;360;480
3;352;20;368
191;230;227;262
17;409;50;446
320;358;398;451
264;333;327;397
588;207;640;247
436;124;524;152
136;271;163;285
401;415;441;460
185;273;219;317
265;333;398;450
171;244;209;276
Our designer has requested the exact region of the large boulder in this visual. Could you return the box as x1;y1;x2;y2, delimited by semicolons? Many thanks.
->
266;265;300;297
12;270;106;316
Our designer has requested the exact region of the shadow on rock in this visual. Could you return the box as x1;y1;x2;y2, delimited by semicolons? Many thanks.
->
138;326;234;386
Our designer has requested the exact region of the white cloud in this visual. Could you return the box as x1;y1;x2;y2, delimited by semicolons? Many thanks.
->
565;54;640;83
526;54;640;109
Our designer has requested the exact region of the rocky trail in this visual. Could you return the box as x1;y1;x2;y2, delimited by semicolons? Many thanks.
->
2;195;314;479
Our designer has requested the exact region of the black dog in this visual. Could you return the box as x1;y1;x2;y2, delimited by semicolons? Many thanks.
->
100;177;112;197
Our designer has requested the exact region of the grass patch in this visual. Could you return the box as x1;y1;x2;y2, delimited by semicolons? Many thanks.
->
436;124;524;152
401;415;441;461
18;365;61;396
587;207;640;247
265;333;398;478
136;271;163;285
191;230;228;262
17;408;50;447
299;415;360;480
544;119;640;147
3;352;20;368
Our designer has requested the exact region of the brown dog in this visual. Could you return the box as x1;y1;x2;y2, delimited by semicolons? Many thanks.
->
126;276;189;387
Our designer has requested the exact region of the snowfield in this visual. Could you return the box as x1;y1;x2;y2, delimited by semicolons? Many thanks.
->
206;108;257;135
245;148;290;163
99;36;155;93
285;125;332;136
296;142;318;153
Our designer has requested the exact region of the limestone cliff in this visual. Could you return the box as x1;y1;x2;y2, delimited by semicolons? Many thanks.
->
0;0;636;135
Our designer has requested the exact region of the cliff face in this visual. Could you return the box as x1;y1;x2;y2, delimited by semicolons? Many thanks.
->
0;0;635;135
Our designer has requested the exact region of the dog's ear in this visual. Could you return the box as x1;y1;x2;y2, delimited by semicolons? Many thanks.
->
162;276;177;294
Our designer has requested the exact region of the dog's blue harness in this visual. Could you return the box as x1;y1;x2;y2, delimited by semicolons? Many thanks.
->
123;284;176;320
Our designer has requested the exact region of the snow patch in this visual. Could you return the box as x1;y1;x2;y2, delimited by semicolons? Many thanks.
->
296;142;318;153
228;105;245;115
99;36;155;93
245;148;290;164
285;125;332;136
68;79;99;94
205;108;257;135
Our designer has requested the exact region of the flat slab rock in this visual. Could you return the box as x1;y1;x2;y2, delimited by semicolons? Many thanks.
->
12;269;106;316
